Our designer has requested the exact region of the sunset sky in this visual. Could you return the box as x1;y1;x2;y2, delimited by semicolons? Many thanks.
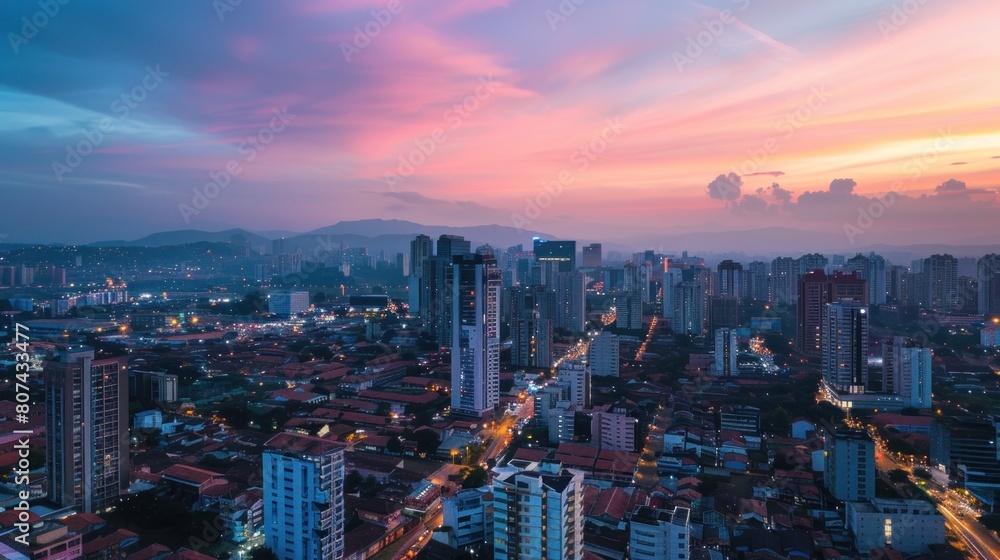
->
2;0;999;245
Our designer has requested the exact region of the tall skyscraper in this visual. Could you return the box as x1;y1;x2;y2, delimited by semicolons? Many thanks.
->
978;254;1000;318
670;275;706;335
533;238;576;272
45;346;129;513
410;234;433;277
885;337;932;409
554;270;586;333
452;253;501;417
822;301;869;395
589;331;620;377
716;260;743;298
629;506;691;560
437;234;471;261
797;270;867;355
769;256;799;305
825;428;875;502
493;460;585;560
748;261;769;302
616;293;643;330
422;256;455;346
923;254;958;311
712;327;738;377
888;264;912;305
263;433;345;560
581;243;602;267
845;252;887;305
508;285;554;368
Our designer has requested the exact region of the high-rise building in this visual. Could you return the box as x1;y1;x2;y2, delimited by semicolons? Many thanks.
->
885;337;932;409
422;256;458;346
263;433;345;560
410;234;433;277
797;270;868;355
717;260;743;298
798;253;829;275
888;264;912;305
628;506;691;560
922;254;959;311
978;254;1000;318
437;235;471;261
845;253;887;305
45;346;129;513
533;238;576;272
712;328;738;377
452;254;501;417
825;428;875;502
846;499;944;555
493;460;584;560
554;270;586;332
822;301;869;395
589;331;620;377
557;360;590;408
582;243;602;268
269;290;309;317
769;256;799;305
508;285;554;368
442;487;494;549
708;296;739;333
616;293;643;330
748;261;769;302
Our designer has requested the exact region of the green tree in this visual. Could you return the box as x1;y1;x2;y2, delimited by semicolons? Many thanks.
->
461;466;488;489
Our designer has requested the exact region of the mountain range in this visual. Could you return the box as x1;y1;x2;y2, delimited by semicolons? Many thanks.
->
78;220;1000;261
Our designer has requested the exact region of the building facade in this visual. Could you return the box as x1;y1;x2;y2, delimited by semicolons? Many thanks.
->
45;346;129;513
263;433;346;560
493;460;585;560
451;253;501;416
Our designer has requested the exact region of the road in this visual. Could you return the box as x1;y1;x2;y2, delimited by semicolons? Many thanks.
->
869;422;1000;559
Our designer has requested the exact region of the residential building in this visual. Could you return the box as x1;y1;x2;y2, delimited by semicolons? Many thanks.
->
797;269;867;355
588;331;620;377
492;460;585;560
451;253;501;416
557;361;590;408
45;346;129;513
846;499;944;554
554;270;586;333
442;487;494;549
821;301;869;395
824;429;875;502
582;243;602;268
628;505;691;560
979;254;1000;317
534;238;576;272
923;254;959;311
507;285;554;369
262;433;346;560
712;328;738;377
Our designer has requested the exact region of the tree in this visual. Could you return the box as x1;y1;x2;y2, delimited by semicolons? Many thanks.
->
386;437;403;454
461;466;488;489
360;475;379;498
888;469;910;484
345;470;364;493
913;467;932;480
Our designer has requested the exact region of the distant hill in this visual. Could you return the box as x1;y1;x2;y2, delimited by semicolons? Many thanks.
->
87;220;553;254
89;228;271;249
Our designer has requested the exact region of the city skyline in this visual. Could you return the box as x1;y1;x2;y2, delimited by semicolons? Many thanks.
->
2;1;999;244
